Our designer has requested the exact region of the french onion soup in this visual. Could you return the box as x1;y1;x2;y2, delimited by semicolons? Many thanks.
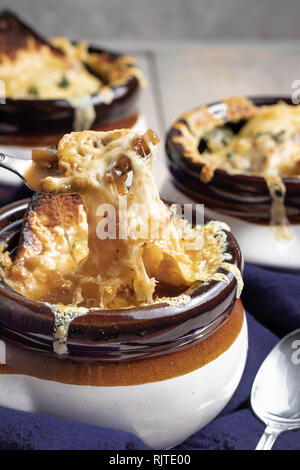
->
169;96;300;240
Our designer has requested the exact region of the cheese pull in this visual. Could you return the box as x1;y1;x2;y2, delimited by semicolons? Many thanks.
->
1;129;241;310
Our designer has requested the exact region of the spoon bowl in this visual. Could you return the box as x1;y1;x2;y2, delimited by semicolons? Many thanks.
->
251;329;300;450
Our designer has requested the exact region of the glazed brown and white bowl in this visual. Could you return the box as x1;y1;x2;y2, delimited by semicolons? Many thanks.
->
0;198;247;449
166;96;300;271
0;9;146;204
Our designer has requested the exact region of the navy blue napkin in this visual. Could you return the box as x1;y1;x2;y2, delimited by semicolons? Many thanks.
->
0;263;299;450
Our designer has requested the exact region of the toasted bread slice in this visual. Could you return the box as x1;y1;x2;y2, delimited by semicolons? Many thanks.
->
5;192;88;303
0;9;63;60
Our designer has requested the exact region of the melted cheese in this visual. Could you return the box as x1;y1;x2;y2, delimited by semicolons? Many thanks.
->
2;129;242;310
0;36;146;101
67;95;96;132
174;101;300;180
48;303;89;355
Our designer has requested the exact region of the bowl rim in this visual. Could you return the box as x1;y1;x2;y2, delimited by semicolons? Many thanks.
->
166;94;300;187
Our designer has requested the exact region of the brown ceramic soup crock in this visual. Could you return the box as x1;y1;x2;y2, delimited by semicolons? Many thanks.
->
166;96;300;225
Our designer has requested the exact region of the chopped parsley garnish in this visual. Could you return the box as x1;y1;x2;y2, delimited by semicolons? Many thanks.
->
226;152;233;159
27;86;39;96
222;136;229;146
58;75;70;88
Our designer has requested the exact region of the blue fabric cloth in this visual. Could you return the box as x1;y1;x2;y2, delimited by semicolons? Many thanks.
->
0;263;299;450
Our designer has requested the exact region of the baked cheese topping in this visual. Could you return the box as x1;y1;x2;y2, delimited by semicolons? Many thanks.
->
2;129;242;310
0;37;145;100
173;97;300;240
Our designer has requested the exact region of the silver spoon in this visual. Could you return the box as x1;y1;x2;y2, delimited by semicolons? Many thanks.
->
0;152;33;189
251;329;300;450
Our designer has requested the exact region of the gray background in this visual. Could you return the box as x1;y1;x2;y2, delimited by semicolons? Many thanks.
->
0;0;299;41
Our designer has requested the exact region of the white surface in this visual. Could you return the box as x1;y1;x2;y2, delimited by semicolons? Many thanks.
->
0;314;247;449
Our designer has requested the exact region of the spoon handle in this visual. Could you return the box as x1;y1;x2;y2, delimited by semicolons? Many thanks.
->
255;425;282;450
